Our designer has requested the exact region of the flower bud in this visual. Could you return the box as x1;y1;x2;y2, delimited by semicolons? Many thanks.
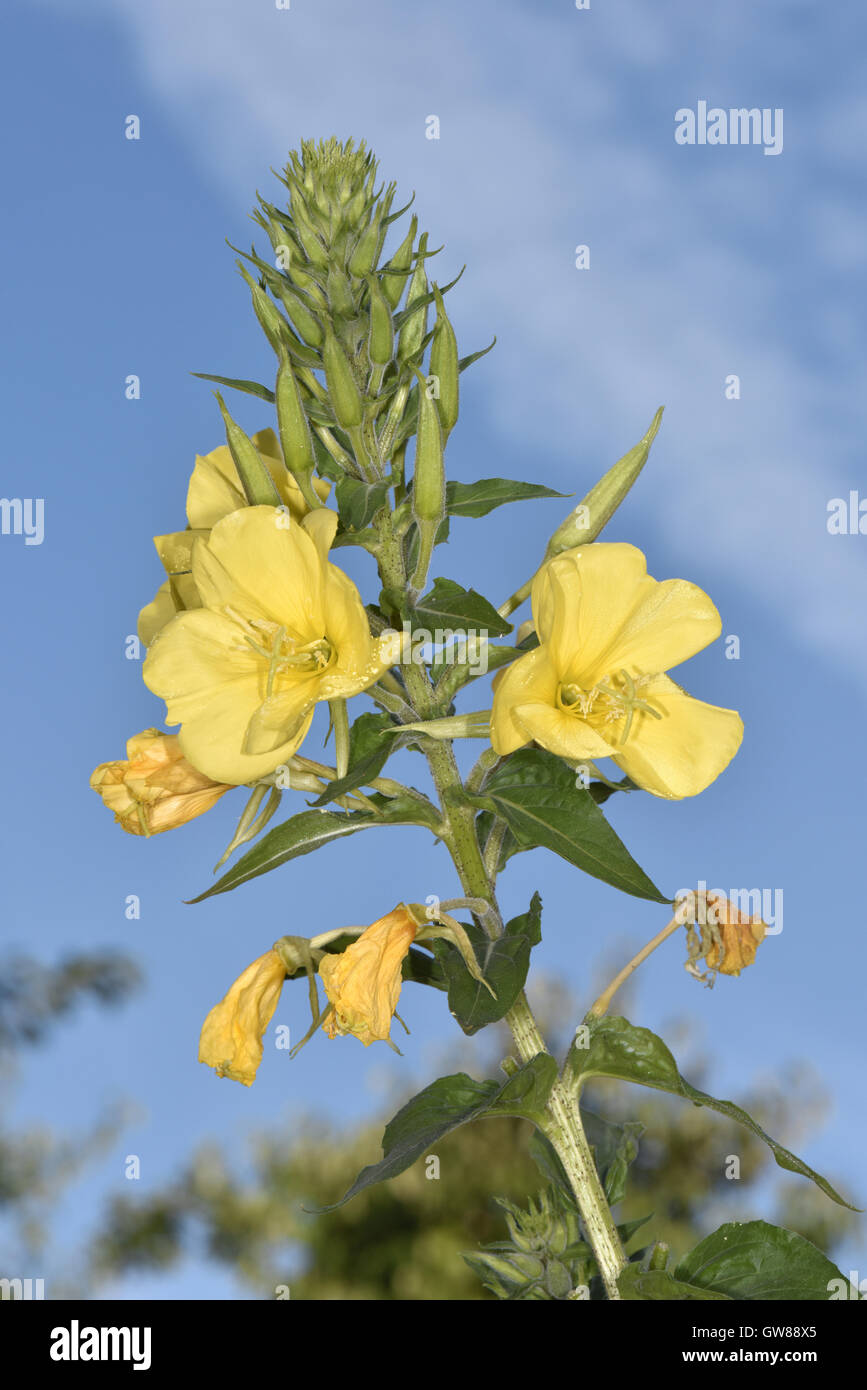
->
90;730;232;836
545;407;664;558
275;351;317;486
429;285;459;439
366;276;394;366
397;233;429;365
214;394;282;508
322;327;363;430
277;285;325;348
382;215;418;310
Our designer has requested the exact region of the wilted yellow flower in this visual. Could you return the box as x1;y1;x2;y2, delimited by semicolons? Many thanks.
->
701;894;766;977
319;906;417;1046
90;729;232;835
491;543;743;799
143;506;403;784
198;948;287;1085
137;429;330;646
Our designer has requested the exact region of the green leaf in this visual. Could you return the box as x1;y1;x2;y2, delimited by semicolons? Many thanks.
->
582;1108;643;1207
431;892;543;1035
484;1053;559;1125
567;1015;857;1210
334;475;391;532
310;712;405;806
318;1056;554;1211
414;577;512;639
458;338;497;373
473;748;669;903
618;1264;731;1301
188;793;439;902
446;477;569;519
675;1221;850;1301
191;372;275;403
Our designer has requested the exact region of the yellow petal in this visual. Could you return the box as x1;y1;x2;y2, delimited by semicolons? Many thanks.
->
319;906;417;1046
198;949;287;1085
490;646;559;755
611;674;743;799
193;506;326;638
509;701;616;762
138;581;177;647
534;544;722;685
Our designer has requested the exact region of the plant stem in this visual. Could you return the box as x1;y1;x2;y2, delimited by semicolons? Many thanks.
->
378;516;627;1299
588;914;681;1019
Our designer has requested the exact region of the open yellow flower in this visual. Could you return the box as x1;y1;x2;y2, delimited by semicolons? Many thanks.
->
490;543;743;799
137;429;330;647
90;729;232;835
319;906;417;1046
198;948;287;1085
143;506;403;784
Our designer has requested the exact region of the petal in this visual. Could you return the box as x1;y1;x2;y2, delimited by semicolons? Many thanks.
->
198;948;287;1086
301;507;339;559
611;674;743;799
242;682;318;755
138;581;177;646
490;646;559;755
186;445;246;530
193;506;327;637
535;543;723;684
510;702;616;762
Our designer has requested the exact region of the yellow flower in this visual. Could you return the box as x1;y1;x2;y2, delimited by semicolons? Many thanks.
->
137;429;330;646
198;948;287;1085
319;906;417;1046
143;506;403;784
490;542;743;799
90;729;232;835
702;894;766;977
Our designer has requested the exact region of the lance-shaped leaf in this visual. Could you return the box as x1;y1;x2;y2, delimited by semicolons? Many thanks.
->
334;474;392;533
566;1015;857;1210
191;372;276;404
431;892;543;1035
189;793;439;902
310;712;408;806
472;748;669;903
675;1221;851;1301
317;1054;557;1211
413;577;512;638
446;477;569;520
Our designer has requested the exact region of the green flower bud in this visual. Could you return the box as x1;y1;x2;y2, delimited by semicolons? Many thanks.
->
275;351;317;485
277;285;325;349
429;284;459;439
411;366;445;523
214;393;281;508
326;264;356;322
366;276;394;366
544;1258;574;1300
238;264;288;357
545;407;664;558
348;215;384;279
397;233;429;365
381;215;418;310
322;328;363;430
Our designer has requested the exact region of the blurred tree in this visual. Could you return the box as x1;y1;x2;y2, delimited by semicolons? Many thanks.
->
0;952;141;1281
84;971;860;1300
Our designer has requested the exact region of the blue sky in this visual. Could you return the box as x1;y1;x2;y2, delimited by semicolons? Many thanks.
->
1;0;865;1297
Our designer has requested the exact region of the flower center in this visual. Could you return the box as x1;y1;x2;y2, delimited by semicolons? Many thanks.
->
556;668;663;746
227;609;335;696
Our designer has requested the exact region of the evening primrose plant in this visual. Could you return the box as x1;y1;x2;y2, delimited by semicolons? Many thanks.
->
92;138;856;1302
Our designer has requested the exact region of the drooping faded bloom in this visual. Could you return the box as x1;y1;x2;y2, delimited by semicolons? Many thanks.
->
90;729;232;835
137;429;330;647
143;506;403;784
700;894;766;977
198;948;287;1085
490;543;743;799
318;906;418;1046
